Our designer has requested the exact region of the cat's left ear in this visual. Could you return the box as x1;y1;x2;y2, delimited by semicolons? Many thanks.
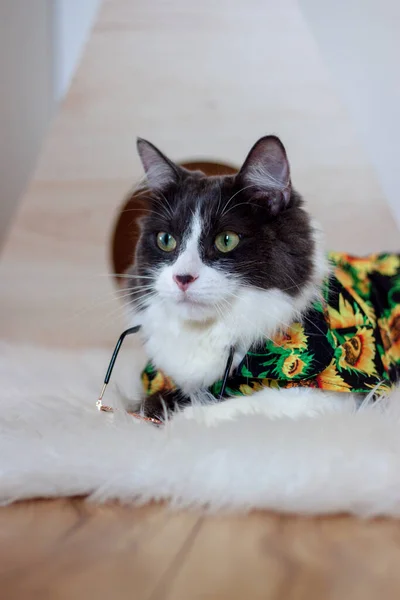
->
137;138;180;191
237;135;291;215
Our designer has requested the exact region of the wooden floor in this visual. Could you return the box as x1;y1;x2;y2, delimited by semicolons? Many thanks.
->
1;499;400;599
1;0;400;597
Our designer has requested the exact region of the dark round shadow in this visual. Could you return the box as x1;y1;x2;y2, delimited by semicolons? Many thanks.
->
110;160;238;286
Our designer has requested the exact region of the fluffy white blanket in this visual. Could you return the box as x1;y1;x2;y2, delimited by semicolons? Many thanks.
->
1;342;399;516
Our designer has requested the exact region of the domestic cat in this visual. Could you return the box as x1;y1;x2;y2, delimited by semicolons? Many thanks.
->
125;136;400;422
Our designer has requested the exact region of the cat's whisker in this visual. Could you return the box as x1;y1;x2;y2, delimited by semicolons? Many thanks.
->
153;189;174;219
100;274;155;280
115;283;155;293
114;283;154;292
126;186;175;220
64;287;153;322
238;281;304;294
222;200;265;217
220;184;258;216
131;293;158;310
117;289;155;301
150;202;174;222
118;285;155;293
297;314;327;337
100;303;135;329
213;302;225;323
278;270;303;293
119;207;171;220
130;289;158;302
216;180;222;216
101;292;157;326
86;290;152;317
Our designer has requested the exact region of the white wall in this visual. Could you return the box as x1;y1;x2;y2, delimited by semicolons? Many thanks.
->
299;0;400;228
0;0;54;248
0;0;101;249
53;0;101;101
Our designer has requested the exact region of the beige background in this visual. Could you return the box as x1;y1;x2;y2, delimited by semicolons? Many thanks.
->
0;0;399;350
2;0;400;252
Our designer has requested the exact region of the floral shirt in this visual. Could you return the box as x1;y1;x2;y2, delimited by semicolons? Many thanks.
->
141;252;400;399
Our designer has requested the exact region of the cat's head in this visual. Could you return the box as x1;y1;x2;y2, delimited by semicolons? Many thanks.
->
130;136;325;325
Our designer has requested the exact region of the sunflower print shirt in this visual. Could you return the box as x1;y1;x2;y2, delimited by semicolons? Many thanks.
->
141;252;400;399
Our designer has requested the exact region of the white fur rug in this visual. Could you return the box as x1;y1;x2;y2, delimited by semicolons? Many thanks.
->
1;342;400;516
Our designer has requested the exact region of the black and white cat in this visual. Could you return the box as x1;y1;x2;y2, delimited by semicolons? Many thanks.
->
126;136;357;421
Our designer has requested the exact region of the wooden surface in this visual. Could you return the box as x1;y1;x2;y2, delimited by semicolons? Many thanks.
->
1;0;399;598
2;499;400;599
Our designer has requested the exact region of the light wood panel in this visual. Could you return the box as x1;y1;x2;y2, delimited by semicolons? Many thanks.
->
2;499;400;599
0;0;399;597
0;0;398;347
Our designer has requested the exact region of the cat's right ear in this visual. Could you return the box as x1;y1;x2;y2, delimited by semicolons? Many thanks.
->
237;135;291;215
137;138;180;191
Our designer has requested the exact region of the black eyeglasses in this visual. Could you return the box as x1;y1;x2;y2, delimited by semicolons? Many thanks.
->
97;326;234;425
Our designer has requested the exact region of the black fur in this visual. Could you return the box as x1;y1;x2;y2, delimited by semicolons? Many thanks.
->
140;390;191;420
131;168;315;306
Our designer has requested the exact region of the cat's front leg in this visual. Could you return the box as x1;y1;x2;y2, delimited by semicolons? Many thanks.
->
139;390;191;421
181;387;358;424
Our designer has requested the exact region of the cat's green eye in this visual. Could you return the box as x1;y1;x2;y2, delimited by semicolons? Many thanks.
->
215;231;240;253
156;232;177;252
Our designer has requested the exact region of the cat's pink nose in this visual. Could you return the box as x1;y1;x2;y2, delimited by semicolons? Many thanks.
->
173;274;198;291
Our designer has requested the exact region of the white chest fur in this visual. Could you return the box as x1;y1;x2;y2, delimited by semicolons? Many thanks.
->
138;286;309;395
140;303;233;393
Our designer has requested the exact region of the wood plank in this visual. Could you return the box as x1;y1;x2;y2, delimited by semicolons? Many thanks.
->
0;499;200;600
161;512;400;600
2;500;400;599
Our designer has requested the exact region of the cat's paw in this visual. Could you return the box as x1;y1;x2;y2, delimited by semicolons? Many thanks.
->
140;390;191;421
139;394;170;420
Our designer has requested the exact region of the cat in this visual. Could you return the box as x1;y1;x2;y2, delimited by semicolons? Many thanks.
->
124;135;399;423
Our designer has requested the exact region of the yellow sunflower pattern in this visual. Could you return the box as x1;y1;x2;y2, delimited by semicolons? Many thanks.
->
327;294;365;329
141;252;400;400
273;322;308;350
337;327;378;378
316;360;352;392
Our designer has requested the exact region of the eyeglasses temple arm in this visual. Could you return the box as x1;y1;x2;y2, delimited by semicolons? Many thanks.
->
219;346;235;400
97;325;141;403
